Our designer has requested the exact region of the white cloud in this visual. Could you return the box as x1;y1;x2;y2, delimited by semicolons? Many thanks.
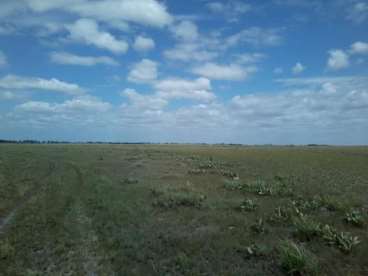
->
327;49;350;70
133;35;155;52
207;1;251;22
170;20;199;41
0;50;7;67
350;41;368;55
67;18;129;54
235;53;266;64
226;27;283;47
16;101;55;113
0;90;17;100
121;88;167;110
23;0;172;28
0;75;85;95
127;59;158;83
292;62;305;74
50;51;119;66
16;96;111;113
192;63;256;81
155;77;215;102
163;43;218;62
347;2;368;23
230;77;368;129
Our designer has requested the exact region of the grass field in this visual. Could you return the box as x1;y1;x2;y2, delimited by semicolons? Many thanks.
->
1;144;368;275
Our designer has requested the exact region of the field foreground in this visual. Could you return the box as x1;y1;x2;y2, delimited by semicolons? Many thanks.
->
1;144;368;275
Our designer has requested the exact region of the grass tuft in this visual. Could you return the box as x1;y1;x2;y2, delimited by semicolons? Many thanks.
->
279;240;320;275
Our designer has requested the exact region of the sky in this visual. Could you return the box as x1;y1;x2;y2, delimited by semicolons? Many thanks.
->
0;0;368;144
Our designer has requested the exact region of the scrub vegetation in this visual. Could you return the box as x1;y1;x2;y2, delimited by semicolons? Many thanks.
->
1;144;368;275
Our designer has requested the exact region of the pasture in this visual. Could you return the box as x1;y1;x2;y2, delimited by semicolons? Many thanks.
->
1;144;368;275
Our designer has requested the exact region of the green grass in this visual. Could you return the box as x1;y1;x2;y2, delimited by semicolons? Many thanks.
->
0;144;368;275
279;240;320;275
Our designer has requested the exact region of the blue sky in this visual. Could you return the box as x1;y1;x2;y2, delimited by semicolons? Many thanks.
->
0;0;368;144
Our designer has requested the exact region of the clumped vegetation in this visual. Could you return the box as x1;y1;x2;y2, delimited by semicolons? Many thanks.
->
344;209;365;227
279;240;320;275
238;198;258;212
151;187;205;209
250;218;267;234
0;144;367;275
320;225;361;254
292;216;322;242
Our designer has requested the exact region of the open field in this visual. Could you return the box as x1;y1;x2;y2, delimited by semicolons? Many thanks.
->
1;144;368;275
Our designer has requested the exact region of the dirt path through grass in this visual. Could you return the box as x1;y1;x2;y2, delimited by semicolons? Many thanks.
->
68;162;114;275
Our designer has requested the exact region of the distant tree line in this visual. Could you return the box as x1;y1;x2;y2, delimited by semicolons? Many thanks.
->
0;139;333;146
0;139;152;144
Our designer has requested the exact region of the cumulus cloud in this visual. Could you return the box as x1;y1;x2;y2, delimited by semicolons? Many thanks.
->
347;2;368;23
16;96;111;113
226;27;283;47
121;88;167;110
133;35;155;52
0;74;85;95
50;51;119;66
327;49;350;70
155;77;215;102
192;63;256;81
23;0;172;28
0;50;7;67
163;42;218;62
350;41;368;54
170;20;199;41
127;59;158;83
292;62;305;74
67;18;129;54
228;77;368;135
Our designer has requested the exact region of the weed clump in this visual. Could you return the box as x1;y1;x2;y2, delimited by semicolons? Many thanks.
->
250;218;267;234
279;240;319;275
221;170;239;180
344;209;365;227
188;169;206;175
238;199;258;212
292;216;321;242
246;179;273;196
291;197;322;213
268;206;292;224
151;188;205;209
320;225;361;254
223;179;244;190
317;195;347;212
